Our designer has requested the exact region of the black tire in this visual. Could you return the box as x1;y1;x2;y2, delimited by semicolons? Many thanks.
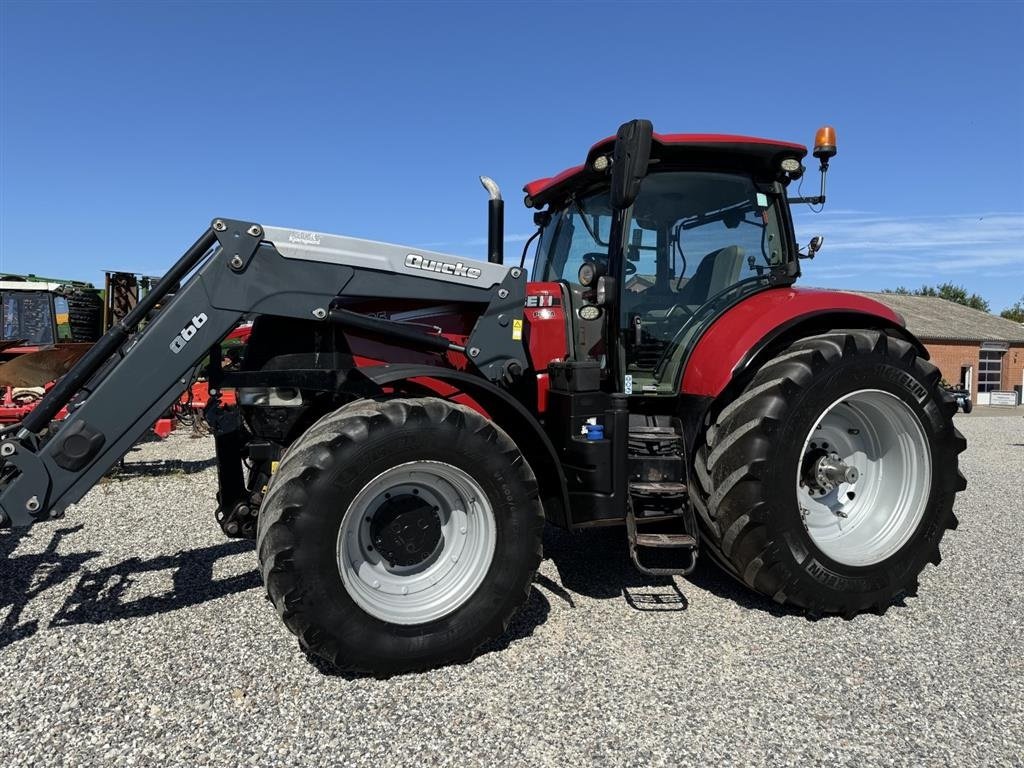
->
691;329;966;617
256;397;544;675
962;397;973;414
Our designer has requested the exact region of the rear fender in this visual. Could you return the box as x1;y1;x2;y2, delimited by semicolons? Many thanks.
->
680;288;924;399
349;365;571;529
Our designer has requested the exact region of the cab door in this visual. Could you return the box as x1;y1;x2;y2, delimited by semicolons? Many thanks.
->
618;172;787;396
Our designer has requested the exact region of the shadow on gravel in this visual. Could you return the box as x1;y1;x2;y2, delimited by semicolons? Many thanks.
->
543;525;802;618
106;457;217;479
308;585;553;680
1;526;260;650
544;526;675;601
0;525;100;650
52;540;259;627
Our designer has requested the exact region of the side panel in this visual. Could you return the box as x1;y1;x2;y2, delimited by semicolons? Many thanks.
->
524;282;568;369
262;225;508;290
524;281;569;414
681;288;905;397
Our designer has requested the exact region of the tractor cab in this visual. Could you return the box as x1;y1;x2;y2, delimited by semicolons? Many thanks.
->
526;127;817;396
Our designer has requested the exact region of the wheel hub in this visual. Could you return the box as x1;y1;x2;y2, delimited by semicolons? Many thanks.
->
369;493;442;567
815;453;859;488
336;461;497;625
795;389;931;567
801;447;859;498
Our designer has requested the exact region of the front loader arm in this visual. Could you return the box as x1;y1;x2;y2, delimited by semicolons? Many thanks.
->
0;219;525;529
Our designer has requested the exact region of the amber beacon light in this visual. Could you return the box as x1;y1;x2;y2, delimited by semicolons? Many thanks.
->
789;125;838;207
813;125;837;160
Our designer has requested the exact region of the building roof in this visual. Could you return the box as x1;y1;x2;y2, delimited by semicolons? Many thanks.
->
849;291;1024;344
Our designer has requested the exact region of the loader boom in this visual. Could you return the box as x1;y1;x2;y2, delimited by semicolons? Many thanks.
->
0;219;525;528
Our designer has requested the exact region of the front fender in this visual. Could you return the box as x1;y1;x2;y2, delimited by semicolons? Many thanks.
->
680;287;918;398
349;364;572;529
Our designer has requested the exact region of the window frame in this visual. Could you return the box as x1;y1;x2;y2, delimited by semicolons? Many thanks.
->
978;348;1003;393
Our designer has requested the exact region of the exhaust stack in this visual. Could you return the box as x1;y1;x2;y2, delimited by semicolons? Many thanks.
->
480;176;504;265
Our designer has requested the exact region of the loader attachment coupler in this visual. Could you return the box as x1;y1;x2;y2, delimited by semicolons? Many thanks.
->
0;218;525;530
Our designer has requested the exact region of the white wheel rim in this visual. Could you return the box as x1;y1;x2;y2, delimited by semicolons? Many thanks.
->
336;461;496;625
796;389;931;567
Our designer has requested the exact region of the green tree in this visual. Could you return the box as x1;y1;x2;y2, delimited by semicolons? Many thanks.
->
882;283;989;312
1001;295;1024;323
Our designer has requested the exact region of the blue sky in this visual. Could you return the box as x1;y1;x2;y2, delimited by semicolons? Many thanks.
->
1;1;1022;309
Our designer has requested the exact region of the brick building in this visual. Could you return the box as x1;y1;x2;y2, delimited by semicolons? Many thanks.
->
853;292;1024;406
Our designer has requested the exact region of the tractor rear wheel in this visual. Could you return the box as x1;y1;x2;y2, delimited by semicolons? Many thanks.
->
257;397;544;675
692;329;966;617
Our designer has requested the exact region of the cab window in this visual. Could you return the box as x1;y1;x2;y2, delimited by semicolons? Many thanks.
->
532;192;611;286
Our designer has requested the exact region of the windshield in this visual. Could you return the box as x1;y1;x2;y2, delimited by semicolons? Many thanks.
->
532;173;784;288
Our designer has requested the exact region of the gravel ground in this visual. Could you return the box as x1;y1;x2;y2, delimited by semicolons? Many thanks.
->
1;414;1022;767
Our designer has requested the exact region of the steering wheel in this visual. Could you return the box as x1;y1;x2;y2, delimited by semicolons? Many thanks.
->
625;260;637;276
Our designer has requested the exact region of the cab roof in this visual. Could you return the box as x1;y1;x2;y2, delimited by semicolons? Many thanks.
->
523;132;807;208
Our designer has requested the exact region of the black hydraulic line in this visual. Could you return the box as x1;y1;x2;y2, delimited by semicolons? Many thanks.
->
19;227;219;434
518;227;542;271
328;308;464;354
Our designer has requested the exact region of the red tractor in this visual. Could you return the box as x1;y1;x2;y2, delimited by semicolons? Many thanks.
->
0;121;965;675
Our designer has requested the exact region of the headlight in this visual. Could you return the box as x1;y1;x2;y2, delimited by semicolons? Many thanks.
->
578;261;597;287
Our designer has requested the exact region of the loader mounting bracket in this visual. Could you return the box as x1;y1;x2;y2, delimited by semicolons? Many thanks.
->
214;219;264;273
465;266;528;382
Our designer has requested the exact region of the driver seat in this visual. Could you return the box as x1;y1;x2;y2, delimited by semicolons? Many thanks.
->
677;246;745;306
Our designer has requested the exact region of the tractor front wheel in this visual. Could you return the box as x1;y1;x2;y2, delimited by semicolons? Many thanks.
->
693;329;966;617
257;397;544;675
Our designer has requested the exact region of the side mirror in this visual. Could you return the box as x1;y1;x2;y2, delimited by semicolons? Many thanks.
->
610;119;653;210
803;235;824;259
